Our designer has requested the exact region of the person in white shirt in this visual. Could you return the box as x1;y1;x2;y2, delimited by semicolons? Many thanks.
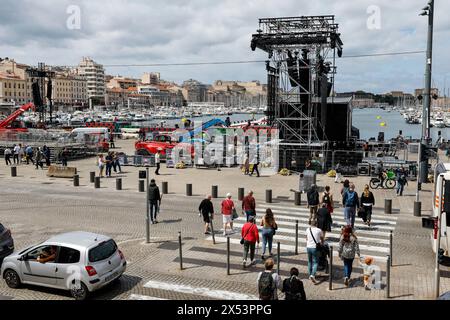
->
4;148;12;166
256;258;282;300
155;149;161;175
306;221;324;283
13;144;20;165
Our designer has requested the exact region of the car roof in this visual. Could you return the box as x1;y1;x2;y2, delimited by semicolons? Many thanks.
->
45;231;111;249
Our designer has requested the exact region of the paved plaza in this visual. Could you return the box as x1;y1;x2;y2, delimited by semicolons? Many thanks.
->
0;139;449;300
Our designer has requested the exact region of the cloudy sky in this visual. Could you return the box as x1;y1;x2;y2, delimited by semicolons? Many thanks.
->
1;0;449;94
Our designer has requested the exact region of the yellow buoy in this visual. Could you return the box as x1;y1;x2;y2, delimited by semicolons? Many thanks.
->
376;116;382;120
380;122;386;127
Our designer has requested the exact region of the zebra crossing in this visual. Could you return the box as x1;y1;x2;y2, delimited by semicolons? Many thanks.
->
207;202;397;262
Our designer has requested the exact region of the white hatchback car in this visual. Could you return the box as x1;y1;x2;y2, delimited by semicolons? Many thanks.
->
1;231;127;300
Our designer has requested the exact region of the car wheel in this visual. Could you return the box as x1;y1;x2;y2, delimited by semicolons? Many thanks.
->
70;282;89;300
4;269;21;288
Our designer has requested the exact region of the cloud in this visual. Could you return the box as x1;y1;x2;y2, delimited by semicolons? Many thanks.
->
0;0;449;94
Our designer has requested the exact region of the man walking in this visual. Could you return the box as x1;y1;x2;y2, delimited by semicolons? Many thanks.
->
13;144;20;165
155;149;161;175
342;183;359;228
4;148;12;165
148;179;161;224
221;193;235;236
307;184;320;225
242;191;256;222
396;167;408;196
199;195;214;235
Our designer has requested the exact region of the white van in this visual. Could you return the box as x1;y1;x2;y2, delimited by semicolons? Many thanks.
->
69;127;110;143
432;163;450;256
120;128;140;139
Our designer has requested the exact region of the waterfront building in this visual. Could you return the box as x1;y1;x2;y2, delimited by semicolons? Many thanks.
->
76;57;106;103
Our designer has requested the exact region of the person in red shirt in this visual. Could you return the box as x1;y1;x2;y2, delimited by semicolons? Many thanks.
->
242;191;256;222
221;193;235;236
241;216;260;268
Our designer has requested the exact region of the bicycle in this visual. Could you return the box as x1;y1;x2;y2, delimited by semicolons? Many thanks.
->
369;170;397;189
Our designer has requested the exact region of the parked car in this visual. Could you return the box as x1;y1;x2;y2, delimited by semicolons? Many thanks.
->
0;223;14;260
1;231;126;300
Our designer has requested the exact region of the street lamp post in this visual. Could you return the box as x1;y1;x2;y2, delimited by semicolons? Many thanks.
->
419;0;434;184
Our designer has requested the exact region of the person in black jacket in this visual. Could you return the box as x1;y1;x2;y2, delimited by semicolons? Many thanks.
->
199;195;214;235
360;185;375;226
307;184;320;225
282;267;306;300
316;203;333;238
148;179;161;224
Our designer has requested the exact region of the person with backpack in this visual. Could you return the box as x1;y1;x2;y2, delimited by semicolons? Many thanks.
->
317;203;333;239
340;179;350;200
307;184;320;225
306;221;324;284
148;179;162;224
360;185;375;226
257;258;282;300
241;216;259;268
321;185;334;213
396;167;408;196
338;226;361;287
282;267;306;300
260;208;277;260
342;183;359;228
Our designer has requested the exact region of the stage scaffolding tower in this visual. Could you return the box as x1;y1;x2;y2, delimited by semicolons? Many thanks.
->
251;15;343;171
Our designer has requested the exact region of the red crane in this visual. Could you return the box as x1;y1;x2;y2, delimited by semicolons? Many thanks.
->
0;103;35;130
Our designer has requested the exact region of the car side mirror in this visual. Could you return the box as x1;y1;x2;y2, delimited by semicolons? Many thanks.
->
18;255;26;261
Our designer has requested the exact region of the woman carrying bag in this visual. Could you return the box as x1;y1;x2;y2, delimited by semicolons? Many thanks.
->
360;185;375;226
260;208;278;260
241;216;260;268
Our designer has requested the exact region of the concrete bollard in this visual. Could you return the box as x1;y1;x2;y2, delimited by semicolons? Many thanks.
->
139;179;145;192
385;199;392;214
212;185;218;199
162;181;168;195
295;192;301;206
186;183;192;196
116;178;122;190
414;201;422;217
94;176;101;189
73;174;79;187
11;166;17;177
266;190;273;203
90;172;95;183
238;188;245;201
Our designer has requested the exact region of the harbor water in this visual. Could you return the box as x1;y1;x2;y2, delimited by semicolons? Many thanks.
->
352;108;446;141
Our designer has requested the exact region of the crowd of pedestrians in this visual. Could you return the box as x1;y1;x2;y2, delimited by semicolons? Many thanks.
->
192;179;381;299
2;144;54;169
97;152;122;178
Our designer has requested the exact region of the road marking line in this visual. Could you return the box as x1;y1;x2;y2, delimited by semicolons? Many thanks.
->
206;236;388;262
143;280;258;300
231;221;390;244
129;294;167;300
258;204;398;221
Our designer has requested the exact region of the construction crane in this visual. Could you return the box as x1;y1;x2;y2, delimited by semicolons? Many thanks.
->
0;103;35;131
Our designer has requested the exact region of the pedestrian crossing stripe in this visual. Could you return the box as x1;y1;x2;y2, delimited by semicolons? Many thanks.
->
206;236;388;262
231;219;390;244
258;203;398;221
230;222;389;254
251;210;396;230
143;280;258;300
129;294;167;300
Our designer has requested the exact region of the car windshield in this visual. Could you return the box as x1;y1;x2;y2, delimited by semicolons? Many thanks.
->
88;239;117;262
